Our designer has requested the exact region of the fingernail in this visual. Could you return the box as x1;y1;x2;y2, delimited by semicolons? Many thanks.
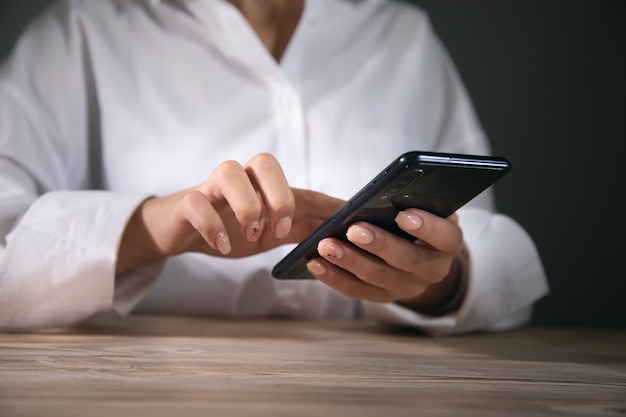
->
395;211;423;230
347;224;375;245
274;216;292;239
318;240;344;259
245;220;262;241
214;232;231;255
307;260;326;276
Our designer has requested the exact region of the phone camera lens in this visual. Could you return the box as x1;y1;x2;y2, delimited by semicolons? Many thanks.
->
384;170;423;196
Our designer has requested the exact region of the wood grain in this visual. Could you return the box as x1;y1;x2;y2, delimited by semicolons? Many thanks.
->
1;315;625;417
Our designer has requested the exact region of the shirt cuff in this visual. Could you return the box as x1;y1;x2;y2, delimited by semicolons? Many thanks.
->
0;191;152;330
109;258;166;318
362;207;549;336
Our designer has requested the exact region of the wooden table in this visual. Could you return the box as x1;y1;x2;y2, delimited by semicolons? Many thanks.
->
1;315;625;417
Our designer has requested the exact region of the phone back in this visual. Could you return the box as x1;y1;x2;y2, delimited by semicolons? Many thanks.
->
272;151;511;280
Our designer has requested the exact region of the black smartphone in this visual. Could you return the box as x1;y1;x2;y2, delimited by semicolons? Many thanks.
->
271;150;511;280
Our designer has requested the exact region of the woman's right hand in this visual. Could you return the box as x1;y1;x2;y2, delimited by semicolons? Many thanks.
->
116;153;343;273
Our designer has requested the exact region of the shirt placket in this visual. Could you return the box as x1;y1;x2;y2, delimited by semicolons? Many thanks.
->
186;0;310;188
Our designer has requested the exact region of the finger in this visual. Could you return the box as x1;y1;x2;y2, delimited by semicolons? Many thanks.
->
244;153;295;239
291;188;345;221
270;188;344;244
348;223;454;283
231;189;344;252
346;222;429;274
315;237;425;297
394;208;464;254
204;159;265;241
177;190;231;254
307;257;405;304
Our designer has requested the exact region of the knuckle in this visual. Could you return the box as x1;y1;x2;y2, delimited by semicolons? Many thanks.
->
179;192;220;231
367;265;391;288
248;152;278;170
431;261;453;283
371;234;390;253
214;160;243;179
271;191;296;215
397;250;421;271
179;190;203;209
235;203;263;224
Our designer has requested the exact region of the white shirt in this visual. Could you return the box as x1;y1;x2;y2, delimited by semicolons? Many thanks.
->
0;0;548;334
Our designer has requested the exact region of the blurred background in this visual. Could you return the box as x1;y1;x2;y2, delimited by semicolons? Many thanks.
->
1;0;624;329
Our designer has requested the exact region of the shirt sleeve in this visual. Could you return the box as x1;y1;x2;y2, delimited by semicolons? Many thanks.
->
358;7;548;335
0;190;159;331
362;206;549;336
0;2;160;331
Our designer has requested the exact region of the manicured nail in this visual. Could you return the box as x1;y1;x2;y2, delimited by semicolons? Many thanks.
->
347;224;375;245
318;240;344;259
214;232;231;255
307;260;327;276
395;210;423;230
274;216;292;239
245;220;262;241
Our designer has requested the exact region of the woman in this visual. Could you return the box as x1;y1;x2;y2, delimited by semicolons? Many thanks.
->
0;0;548;334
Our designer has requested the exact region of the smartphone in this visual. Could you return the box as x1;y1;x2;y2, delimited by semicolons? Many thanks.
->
271;150;511;280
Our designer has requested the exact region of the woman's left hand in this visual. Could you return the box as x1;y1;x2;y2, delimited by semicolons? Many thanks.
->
306;208;466;314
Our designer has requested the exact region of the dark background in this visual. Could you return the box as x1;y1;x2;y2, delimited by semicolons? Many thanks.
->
1;1;624;329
